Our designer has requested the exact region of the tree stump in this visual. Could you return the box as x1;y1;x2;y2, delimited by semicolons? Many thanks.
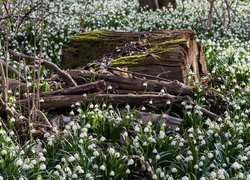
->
61;30;207;84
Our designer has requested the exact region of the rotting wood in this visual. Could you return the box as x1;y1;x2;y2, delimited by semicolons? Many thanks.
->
19;93;219;120
41;80;106;96
68;70;194;95
62;30;207;84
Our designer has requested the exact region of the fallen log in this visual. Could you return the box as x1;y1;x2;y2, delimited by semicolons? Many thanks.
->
19;93;219;120
62;30;207;84
19;93;189;109
68;70;194;95
40;80;106;96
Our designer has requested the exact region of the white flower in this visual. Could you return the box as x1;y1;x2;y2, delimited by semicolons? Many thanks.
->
156;154;160;160
110;171;115;176
39;156;46;162
39;163;46;170
100;165;106;171
16;159;23;166
100;136;106;142
182;176;189;180
128;159;134;166
72;173;78;179
93;150;99;156
68;155;75;162
231;162;242;170
53;171;59;176
108;148;115;155
159;130;165;139
55;164;61;170
210;171;217;178
171;167;177;173
126;169;131;174
134;125;140;132
1;150;7;155
141;106;146;111
208;152;214;159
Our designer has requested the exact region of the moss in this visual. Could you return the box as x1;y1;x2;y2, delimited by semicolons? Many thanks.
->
159;38;189;48
109;54;147;67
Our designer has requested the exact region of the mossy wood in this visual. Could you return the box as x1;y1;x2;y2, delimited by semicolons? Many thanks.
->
62;30;207;83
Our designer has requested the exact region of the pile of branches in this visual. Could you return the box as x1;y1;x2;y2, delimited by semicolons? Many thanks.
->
0;50;223;138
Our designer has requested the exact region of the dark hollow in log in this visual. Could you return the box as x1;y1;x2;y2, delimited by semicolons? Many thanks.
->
61;30;207;84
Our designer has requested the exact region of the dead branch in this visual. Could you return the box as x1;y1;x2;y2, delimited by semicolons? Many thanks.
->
9;50;77;87
68;70;194;95
40;80;106;96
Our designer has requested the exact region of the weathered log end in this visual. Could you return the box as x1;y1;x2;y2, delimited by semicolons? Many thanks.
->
61;30;207;84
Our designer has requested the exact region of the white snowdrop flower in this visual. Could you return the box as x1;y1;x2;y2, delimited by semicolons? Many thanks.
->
39;163;46;170
152;174;157;179
108;148;115;155
153;149;158;154
160;172;165;178
134;125;140;132
5;137;11;142
160;88;165;94
31;159;37;165
99;165;106;171
143;141;148;146
93;151;99;156
166;100;171;105
175;127;180;131
79;139;83;144
201;140;206;145
171;167;177;173
231;162;243;170
179;142;184;147
72;173;78;179
208;152;214;159
22;163;29;170
194;164;199;169
126;169;131;174
75;102;80;106
176;155;182;160
92;164;98;169
171;141;176;146
199;161;204;167
108;85;112;90
156;154;160;160
86;173;92;179
1;150;7;155
39;156;46;162
237;144;243;149
200;177;206;180
128;159;134;166
89;104;94;109
10;117;15;122
148;136;156;143
141;106;146;111
80;132;87;138
110;171;115;176
100;136;106;142
143;82;148;87
111;151;119;157
149;100;153;104
53;171;59;176
0;176;3;180
144;127;149;133
210;171;217;178
238;172;244;179
68;156;75;162
159;130;165;139
16;159;23;166
182;176;189;180
70;110;74;116
72;125;78;131
55;164;61;170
